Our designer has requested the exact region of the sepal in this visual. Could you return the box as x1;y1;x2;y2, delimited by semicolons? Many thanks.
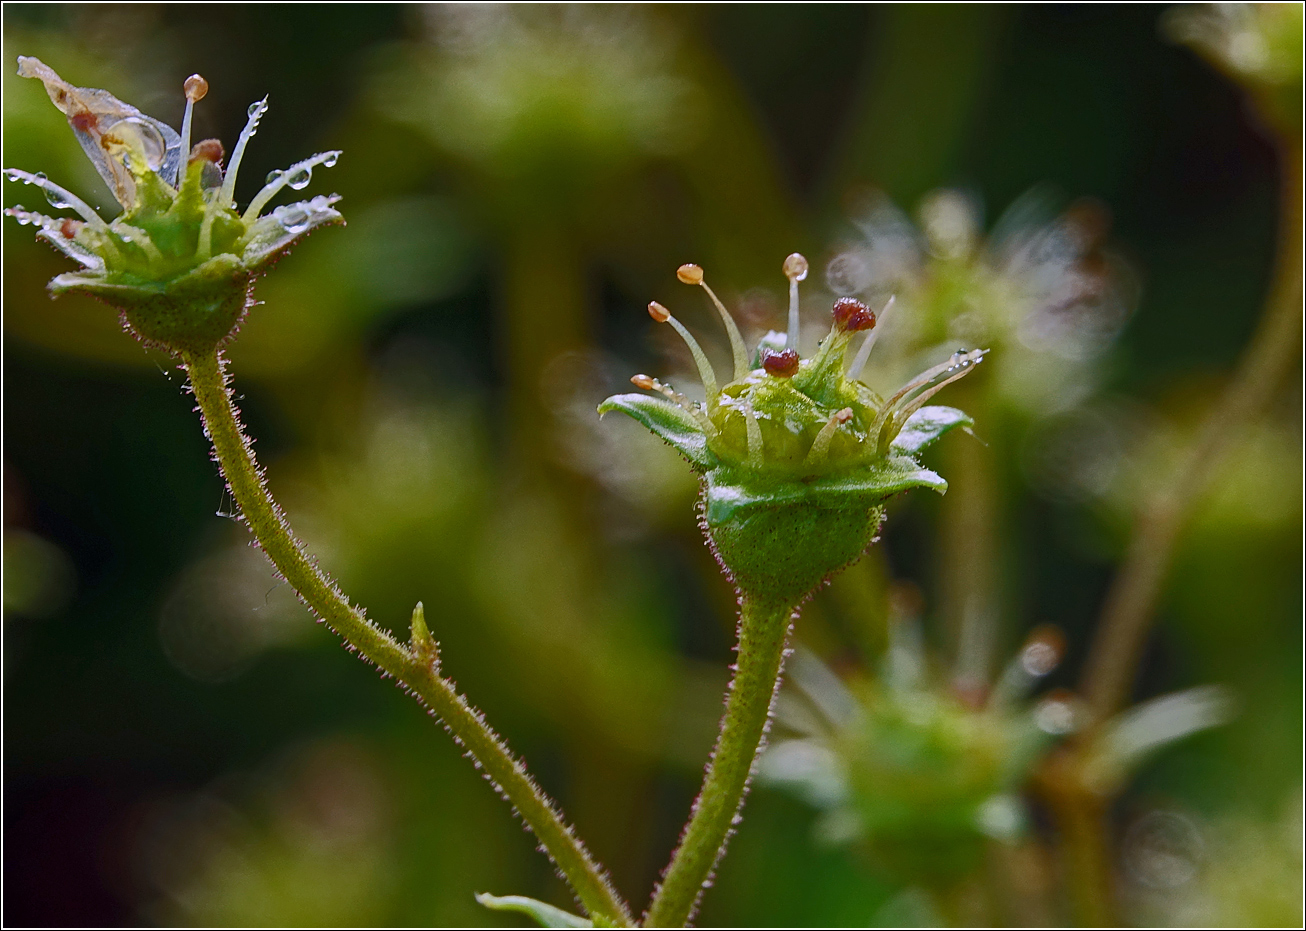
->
889;405;974;456
598;393;716;470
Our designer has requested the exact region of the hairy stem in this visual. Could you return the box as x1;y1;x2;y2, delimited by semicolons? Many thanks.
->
644;596;795;927
181;348;632;926
1079;143;1303;723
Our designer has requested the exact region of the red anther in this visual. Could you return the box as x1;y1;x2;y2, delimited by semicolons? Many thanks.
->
761;348;800;377
189;138;225;165
59;218;81;240
832;297;875;332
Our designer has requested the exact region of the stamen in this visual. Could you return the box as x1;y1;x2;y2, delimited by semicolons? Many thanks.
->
197;201;218;259
679;263;750;380
761;348;800;377
847;295;894;378
3;168;108;230
782;252;808;352
219;96;268;209
649;300;719;403
632;373;716;435
241;150;341;223
178;74;208;187
873;348;987;452
805;408;854;467
743;406;763;466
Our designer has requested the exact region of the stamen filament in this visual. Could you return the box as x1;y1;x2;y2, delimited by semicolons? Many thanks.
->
633;374;718;436
783;252;808;352
698;280;750;380
3;169;108;230
241;150;341;224
847;295;895;378
219;96;268;209
743;407;763;466
805;408;854;467
178;75;208;185
650;301;719;403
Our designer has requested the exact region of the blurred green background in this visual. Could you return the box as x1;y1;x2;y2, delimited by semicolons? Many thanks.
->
3;4;1300;927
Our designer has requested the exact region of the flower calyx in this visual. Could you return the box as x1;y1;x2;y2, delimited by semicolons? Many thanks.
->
5;57;345;355
600;254;986;606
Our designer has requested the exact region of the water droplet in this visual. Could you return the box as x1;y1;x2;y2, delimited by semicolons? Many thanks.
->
265;169;284;185
272;204;310;234
322;152;339;167
111;118;166;170
33;171;48;184
248;101;263;117
286;166;312;190
42;187;71;210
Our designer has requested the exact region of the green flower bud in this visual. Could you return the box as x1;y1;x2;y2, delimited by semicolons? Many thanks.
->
600;256;986;606
5;57;344;355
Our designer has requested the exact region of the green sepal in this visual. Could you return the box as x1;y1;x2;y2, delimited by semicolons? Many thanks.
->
598;393;717;470
52;253;253;355
890;406;974;456
475;893;595;928
703;457;946;528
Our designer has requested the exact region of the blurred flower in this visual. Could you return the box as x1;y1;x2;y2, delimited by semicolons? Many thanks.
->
758;623;1069;886
383;5;697;198
827;188;1135;417
5;57;343;354
600;255;984;604
1164;2;1304;133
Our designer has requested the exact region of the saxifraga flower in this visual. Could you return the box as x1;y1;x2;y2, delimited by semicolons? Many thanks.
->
600;255;987;606
5;57;344;355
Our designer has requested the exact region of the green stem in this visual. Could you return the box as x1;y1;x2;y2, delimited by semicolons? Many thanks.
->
181;348;632;927
644;596;795;927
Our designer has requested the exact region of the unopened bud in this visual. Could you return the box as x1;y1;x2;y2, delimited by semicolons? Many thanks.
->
677;263;704;285
761;348;800;377
832;297;875;332
782;252;809;281
648;300;671;323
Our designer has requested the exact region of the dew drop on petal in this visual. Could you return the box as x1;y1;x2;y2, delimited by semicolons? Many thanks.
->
286;166;312;190
322;152;339;167
33;171;48;183
265;169;284;185
248;101;263;117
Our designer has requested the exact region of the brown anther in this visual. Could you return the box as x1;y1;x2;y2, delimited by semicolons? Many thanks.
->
189;139;225;165
761;348;800;377
184;74;209;103
676;263;704;285
832;296;876;332
59;218;81;240
782;252;809;281
647;300;671;323
70;109;98;135
630;374;656;390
